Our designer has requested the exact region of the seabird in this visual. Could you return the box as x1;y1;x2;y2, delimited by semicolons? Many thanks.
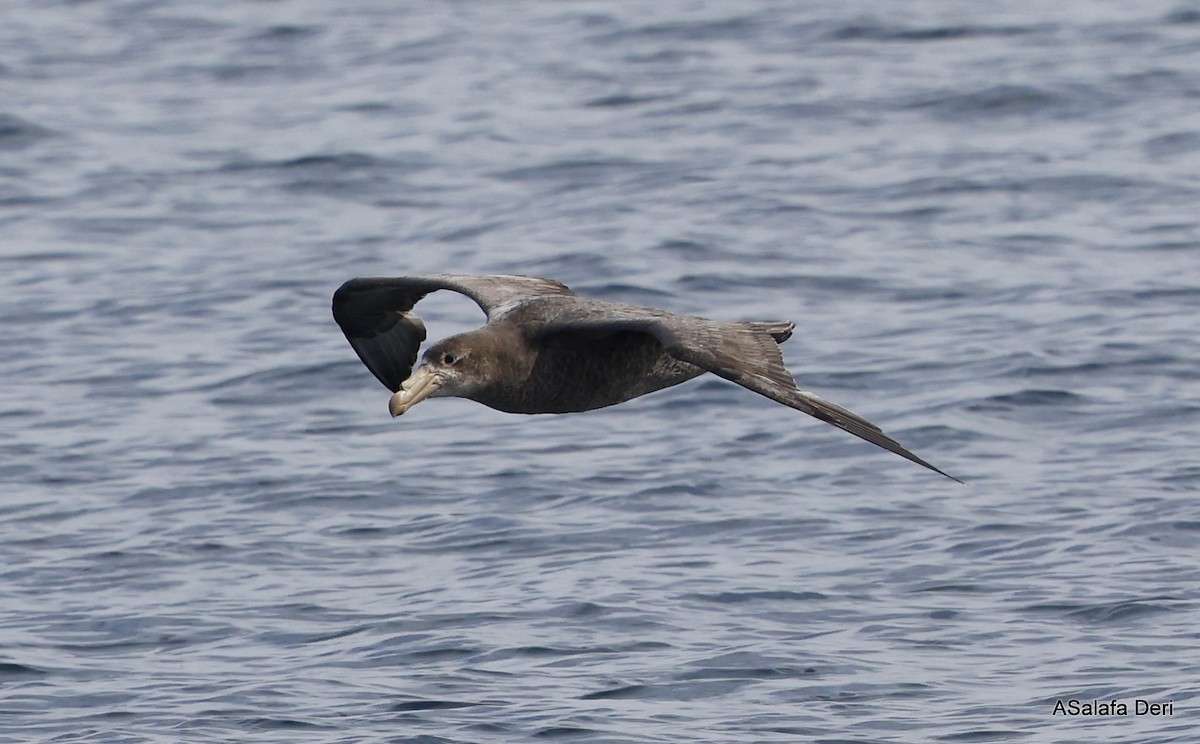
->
332;274;960;481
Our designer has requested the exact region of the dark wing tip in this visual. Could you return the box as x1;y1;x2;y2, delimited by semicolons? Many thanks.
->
331;278;367;331
798;393;962;483
331;278;400;335
331;278;429;392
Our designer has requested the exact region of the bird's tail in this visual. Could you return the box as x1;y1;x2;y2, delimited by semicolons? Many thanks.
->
746;321;795;344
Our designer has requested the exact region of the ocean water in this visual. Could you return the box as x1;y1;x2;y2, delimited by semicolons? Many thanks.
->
2;1;1198;741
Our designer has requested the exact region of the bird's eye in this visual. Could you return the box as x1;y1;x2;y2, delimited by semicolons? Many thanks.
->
442;353;457;365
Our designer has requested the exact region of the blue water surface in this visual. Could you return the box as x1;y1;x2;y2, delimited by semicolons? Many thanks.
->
1;1;1198;742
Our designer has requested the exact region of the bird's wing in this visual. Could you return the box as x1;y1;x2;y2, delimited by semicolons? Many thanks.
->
332;274;573;391
540;309;960;482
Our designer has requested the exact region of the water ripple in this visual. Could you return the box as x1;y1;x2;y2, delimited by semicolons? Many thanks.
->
0;1;1195;742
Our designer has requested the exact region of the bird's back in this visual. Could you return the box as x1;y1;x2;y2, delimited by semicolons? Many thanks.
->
477;295;769;414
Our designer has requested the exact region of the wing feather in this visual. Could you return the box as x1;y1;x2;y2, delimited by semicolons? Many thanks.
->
538;308;960;481
332;274;573;391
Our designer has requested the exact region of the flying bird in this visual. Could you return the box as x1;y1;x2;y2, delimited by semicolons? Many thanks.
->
332;274;959;481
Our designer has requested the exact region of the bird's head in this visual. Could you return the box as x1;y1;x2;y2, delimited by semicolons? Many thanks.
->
388;335;483;416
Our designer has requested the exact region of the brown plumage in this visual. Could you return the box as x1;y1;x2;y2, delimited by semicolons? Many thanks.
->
332;274;960;481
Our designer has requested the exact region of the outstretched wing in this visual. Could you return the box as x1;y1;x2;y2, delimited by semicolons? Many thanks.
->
540;308;960;482
332;274;573;391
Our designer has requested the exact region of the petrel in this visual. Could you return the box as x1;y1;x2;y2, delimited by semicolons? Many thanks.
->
332;274;960;481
